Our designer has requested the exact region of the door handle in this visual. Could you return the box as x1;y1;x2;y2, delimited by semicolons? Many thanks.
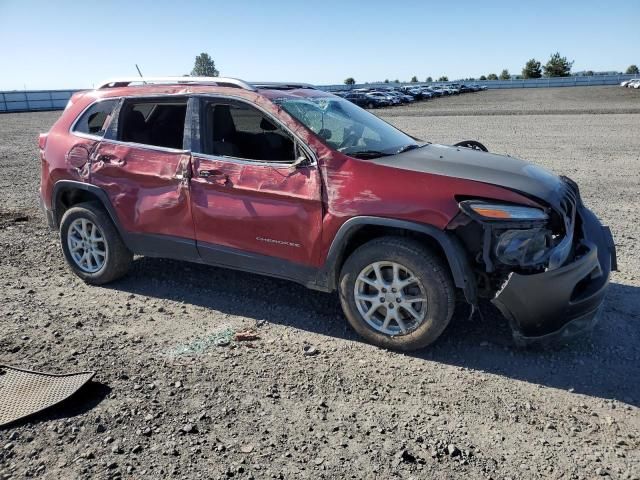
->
199;169;230;186
198;169;223;178
174;169;190;181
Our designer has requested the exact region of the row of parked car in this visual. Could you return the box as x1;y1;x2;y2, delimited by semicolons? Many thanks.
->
620;79;640;88
334;83;487;108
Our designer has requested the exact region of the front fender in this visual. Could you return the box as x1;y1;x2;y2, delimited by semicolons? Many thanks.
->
316;216;477;303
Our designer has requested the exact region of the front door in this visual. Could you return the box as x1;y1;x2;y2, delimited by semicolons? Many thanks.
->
91;96;197;259
189;96;323;280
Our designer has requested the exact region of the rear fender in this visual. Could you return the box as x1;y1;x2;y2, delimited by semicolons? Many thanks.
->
51;180;125;236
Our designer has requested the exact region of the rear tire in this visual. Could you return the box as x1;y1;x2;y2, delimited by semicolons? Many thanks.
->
339;237;455;351
59;202;132;285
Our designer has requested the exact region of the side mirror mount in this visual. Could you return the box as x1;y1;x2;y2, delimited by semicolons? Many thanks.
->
290;154;310;169
290;143;312;169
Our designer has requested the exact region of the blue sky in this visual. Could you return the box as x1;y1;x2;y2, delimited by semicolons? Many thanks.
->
0;0;638;90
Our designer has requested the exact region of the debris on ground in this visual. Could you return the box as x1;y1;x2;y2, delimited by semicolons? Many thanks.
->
170;327;262;355
239;444;254;454
169;327;236;355
302;344;319;356
234;330;259;342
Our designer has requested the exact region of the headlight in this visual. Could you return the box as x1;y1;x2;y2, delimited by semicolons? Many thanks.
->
461;201;548;221
458;200;552;270
494;228;551;267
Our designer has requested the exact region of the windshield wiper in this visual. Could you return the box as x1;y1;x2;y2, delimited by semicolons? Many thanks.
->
396;143;426;154
347;150;391;159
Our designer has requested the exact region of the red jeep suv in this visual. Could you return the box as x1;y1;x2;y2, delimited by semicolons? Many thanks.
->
39;77;617;350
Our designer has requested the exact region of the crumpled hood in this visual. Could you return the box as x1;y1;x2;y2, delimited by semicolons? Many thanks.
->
371;144;568;208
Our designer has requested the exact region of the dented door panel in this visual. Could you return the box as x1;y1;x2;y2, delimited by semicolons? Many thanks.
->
190;154;323;266
90;142;196;241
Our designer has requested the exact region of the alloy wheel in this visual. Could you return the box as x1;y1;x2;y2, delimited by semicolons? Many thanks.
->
354;261;428;336
66;218;108;273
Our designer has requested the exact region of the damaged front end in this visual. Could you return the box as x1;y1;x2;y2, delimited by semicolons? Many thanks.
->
450;178;617;345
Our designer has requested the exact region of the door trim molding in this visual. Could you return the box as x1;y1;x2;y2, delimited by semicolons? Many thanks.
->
126;232;323;290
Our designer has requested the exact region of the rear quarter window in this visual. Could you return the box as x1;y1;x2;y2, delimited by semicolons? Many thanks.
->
72;99;118;137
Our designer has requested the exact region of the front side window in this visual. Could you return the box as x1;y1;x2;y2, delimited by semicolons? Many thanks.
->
73;99;118;137
198;99;295;163
275;96;419;158
118;99;188;150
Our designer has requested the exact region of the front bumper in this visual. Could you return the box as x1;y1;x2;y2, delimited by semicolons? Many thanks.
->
492;206;616;345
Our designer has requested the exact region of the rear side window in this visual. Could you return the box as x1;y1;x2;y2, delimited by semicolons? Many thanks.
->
73;99;118;137
118;99;188;150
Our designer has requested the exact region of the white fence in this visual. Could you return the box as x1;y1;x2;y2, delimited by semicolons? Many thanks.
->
0;90;78;113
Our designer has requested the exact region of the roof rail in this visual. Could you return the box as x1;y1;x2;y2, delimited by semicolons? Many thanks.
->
250;82;317;90
97;76;256;91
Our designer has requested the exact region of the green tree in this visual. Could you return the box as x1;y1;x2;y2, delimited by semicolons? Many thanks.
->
584;70;594;76
522;58;542;78
384;79;390;83
487;73;498;80
543;52;573;77
626;64;639;74
479;75;487;81
410;76;418;83
426;76;433;82
191;52;219;77
344;77;356;85
499;69;511;80
393;79;399;83
438;76;448;81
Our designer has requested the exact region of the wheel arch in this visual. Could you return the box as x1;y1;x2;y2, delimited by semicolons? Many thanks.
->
319;216;477;304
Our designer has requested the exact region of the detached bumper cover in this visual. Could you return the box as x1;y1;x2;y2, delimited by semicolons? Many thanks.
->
492;206;616;344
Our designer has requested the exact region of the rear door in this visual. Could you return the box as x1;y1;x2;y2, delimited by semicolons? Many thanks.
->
90;96;197;259
188;96;323;277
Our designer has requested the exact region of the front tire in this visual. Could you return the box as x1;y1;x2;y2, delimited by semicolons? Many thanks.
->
339;237;455;351
59;202;132;285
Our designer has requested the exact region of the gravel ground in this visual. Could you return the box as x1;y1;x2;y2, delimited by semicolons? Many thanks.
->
0;87;638;480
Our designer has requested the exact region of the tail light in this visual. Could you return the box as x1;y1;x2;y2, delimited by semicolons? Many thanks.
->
38;133;48;150
38;133;49;163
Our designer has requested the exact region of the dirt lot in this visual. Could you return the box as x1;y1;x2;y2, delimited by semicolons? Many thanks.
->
1;87;638;480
